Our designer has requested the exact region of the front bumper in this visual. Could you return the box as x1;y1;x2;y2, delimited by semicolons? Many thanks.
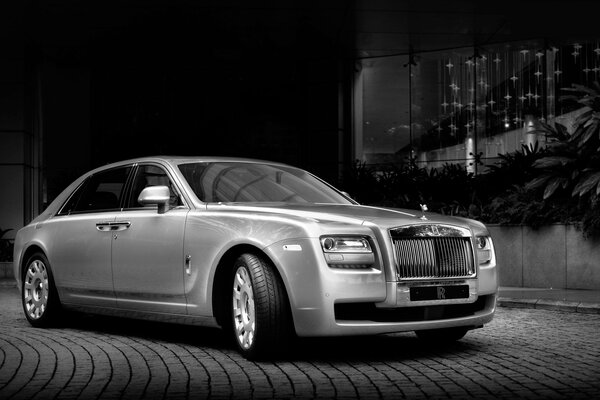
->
265;236;498;337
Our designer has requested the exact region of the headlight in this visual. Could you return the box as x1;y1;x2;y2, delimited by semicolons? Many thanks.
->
320;236;375;269
320;236;372;253
476;235;493;264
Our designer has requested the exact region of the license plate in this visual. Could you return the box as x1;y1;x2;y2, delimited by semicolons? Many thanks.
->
410;285;469;301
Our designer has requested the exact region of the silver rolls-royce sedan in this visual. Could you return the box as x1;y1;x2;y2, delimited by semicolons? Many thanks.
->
14;156;497;359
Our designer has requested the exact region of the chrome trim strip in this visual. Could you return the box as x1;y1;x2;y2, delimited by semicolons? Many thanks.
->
390;224;471;238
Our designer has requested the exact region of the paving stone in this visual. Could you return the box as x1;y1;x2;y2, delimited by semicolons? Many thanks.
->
1;286;600;399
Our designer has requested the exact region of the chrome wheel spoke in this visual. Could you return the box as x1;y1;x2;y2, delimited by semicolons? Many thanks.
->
242;330;251;346
236;323;244;336
247;298;255;321
235;273;245;289
244;320;254;335
233;290;241;301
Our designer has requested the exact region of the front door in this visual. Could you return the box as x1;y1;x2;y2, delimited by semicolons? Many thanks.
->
111;164;188;314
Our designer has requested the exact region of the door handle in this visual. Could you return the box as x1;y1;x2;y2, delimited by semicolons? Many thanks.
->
96;222;113;231
111;221;131;231
96;221;131;231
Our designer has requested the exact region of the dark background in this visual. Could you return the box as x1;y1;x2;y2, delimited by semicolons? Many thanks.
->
2;0;600;227
23;1;353;201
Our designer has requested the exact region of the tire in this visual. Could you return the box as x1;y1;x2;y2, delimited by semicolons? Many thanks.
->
230;253;291;359
22;252;62;327
415;326;469;343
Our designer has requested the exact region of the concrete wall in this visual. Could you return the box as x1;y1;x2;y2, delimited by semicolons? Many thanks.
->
488;224;600;290
0;262;12;279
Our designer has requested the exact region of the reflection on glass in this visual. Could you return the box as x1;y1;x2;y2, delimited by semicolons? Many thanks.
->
358;56;409;165
357;40;594;172
179;162;352;204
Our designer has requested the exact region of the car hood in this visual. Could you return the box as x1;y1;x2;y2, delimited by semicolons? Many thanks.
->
205;202;480;231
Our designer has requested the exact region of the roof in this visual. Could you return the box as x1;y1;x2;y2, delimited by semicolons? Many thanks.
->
116;155;293;168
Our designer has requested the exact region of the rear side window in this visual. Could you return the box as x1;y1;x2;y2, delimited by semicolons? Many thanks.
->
58;167;131;214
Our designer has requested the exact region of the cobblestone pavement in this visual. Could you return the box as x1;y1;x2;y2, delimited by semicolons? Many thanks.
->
1;286;599;399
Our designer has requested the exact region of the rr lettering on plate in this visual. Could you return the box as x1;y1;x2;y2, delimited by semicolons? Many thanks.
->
437;287;446;299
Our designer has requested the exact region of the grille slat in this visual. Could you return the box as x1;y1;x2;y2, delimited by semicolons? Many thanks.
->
393;236;474;279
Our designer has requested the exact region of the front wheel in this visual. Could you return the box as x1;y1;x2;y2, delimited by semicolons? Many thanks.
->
22;252;62;327
231;253;291;359
415;326;469;343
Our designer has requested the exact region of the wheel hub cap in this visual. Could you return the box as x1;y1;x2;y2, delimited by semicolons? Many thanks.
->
24;260;49;320
233;267;255;349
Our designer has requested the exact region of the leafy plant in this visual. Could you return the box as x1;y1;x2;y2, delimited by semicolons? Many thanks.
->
484;186;575;228
518;83;600;236
484;142;546;188
529;84;600;201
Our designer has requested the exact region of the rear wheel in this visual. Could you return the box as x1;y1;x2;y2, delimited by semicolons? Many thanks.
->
415;326;469;343
22;252;61;327
231;253;291;359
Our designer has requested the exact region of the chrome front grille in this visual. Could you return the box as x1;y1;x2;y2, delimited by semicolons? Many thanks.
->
392;236;475;279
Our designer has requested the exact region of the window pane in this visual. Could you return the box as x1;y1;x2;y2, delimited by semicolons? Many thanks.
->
127;165;182;209
357;55;410;165
68;167;131;213
178;162;351;204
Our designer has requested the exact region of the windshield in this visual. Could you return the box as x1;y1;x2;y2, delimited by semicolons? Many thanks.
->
178;162;352;204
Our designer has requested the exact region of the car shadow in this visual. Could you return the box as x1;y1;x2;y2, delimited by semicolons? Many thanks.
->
59;310;229;349
292;334;478;362
57;310;478;363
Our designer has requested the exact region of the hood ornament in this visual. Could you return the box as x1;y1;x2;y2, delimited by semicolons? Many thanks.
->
419;204;428;220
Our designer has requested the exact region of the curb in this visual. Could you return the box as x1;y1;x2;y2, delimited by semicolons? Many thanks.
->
0;279;16;288
498;297;600;314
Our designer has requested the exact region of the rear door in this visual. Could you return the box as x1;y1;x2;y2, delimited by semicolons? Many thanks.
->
48;166;132;307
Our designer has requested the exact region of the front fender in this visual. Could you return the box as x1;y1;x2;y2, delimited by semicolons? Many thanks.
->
182;211;315;317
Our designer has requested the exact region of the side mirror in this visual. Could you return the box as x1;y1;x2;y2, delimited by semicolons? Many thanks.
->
138;185;170;214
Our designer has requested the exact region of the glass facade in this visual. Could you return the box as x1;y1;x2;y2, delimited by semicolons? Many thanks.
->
355;40;600;172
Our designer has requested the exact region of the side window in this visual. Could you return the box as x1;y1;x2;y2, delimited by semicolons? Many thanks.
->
59;167;131;214
126;165;183;209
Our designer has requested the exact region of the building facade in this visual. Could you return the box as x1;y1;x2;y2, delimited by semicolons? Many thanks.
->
1;0;599;249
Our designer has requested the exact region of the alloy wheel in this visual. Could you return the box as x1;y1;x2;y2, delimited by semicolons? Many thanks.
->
232;266;256;349
23;259;49;320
